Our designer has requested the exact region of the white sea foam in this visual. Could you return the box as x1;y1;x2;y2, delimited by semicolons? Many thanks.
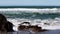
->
0;8;60;34
7;17;60;31
0;8;60;31
0;8;60;14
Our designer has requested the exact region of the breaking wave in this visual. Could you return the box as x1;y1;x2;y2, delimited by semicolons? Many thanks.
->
0;8;60;14
0;8;60;30
0;8;60;19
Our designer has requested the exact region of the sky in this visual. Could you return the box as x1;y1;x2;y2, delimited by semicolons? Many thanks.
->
0;0;60;6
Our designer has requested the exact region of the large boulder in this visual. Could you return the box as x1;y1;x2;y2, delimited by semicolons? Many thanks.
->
0;14;14;32
0;14;7;32
5;21;14;32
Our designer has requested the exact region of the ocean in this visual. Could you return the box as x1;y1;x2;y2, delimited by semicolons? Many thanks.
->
0;6;60;34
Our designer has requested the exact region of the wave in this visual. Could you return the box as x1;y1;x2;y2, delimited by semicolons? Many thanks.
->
0;8;60;19
1;11;60;19
7;17;60;31
0;8;60;31
0;8;60;14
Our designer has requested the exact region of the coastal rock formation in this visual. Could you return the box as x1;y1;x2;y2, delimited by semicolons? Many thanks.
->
0;14;7;32
5;21;14;32
0;14;14;32
18;22;48;32
18;22;30;30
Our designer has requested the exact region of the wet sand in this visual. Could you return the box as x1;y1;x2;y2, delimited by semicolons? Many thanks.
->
0;30;59;34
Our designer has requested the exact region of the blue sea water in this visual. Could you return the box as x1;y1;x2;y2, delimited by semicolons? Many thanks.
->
0;7;60;34
0;6;60;34
0;8;60;19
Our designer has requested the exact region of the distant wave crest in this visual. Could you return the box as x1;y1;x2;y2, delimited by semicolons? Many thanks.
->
0;8;60;14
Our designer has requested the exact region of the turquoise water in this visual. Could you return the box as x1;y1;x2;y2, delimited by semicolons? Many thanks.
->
2;12;60;19
0;6;60;20
0;6;60;31
0;6;60;34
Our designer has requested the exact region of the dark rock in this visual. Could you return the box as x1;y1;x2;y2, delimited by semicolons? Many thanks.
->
18;22;48;32
18;25;26;30
0;14;14;32
20;22;30;25
0;14;7;32
5;21;14;32
18;22;31;30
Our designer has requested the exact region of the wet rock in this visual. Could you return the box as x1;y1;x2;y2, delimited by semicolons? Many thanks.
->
29;25;48;32
18;22;31;30
5;21;14;32
18;22;48;32
0;14;7;32
20;22;30;25
18;25;26;30
0;14;14;32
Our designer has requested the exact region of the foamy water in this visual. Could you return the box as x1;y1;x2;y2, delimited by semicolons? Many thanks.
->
0;8;60;14
7;18;60;31
0;8;60;31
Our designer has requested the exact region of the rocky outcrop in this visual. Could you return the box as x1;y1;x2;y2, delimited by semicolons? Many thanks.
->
18;22;30;30
18;22;48;32
0;14;7;32
5;21;14;32
0;14;14;32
